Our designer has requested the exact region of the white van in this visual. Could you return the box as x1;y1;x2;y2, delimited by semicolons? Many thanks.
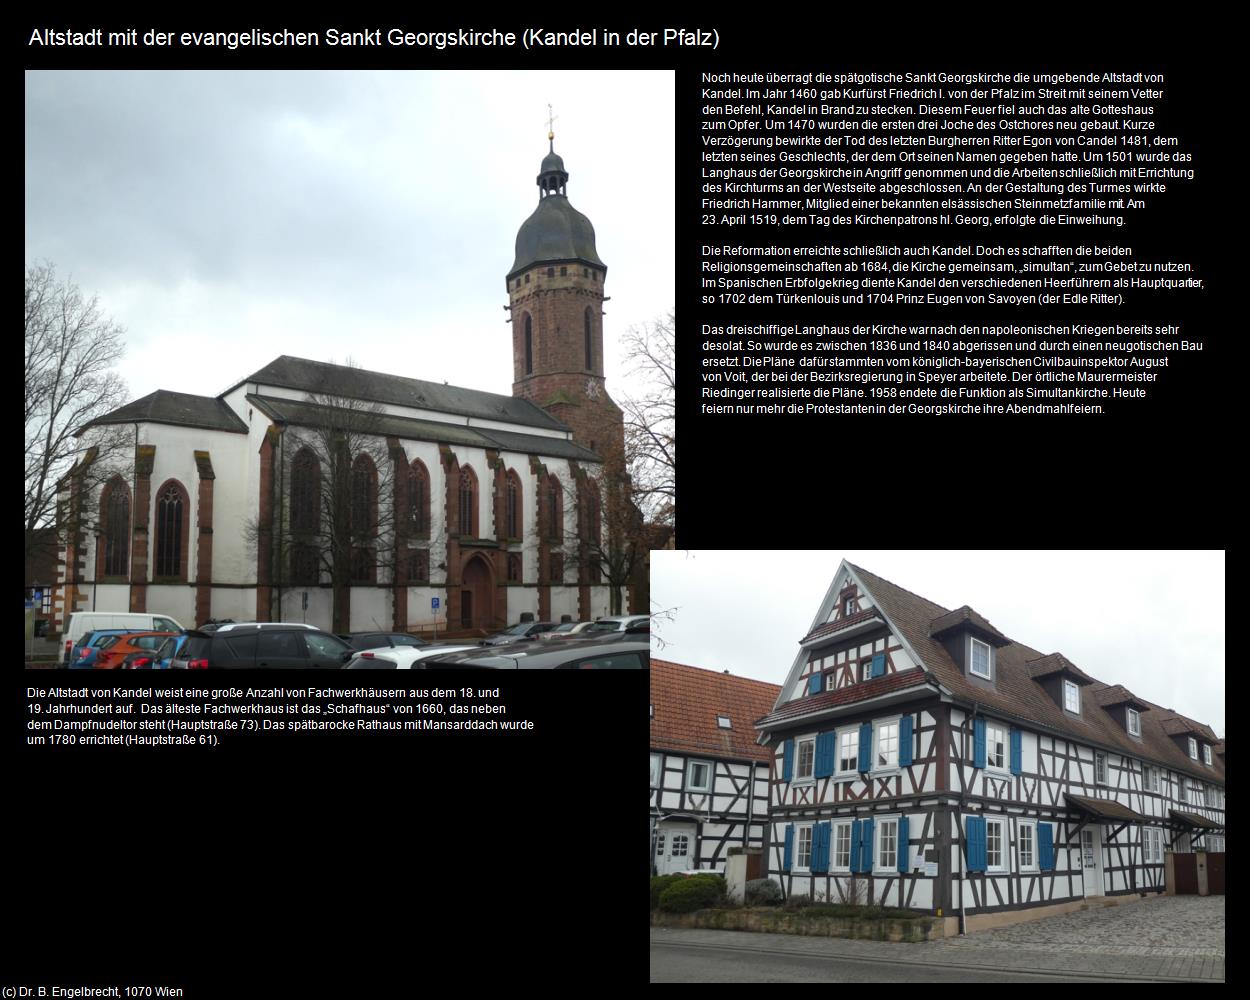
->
62;612;185;665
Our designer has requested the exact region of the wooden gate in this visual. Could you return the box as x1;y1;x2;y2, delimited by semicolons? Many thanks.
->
1207;853;1225;895
1172;853;1199;894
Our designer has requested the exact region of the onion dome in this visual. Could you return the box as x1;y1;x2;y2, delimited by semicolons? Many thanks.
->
509;140;605;278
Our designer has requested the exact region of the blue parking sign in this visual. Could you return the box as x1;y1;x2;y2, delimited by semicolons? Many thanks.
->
431;597;440;611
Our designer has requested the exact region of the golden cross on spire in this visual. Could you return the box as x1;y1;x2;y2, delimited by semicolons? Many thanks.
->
546;104;558;143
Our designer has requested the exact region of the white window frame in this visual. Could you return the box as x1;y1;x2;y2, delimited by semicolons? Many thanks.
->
985;816;1009;873
1143;764;1158;793
837;728;859;778
1128;708;1141;737
1203;744;1212;766
1063;679;1080;714
1095;752;1107;785
794;734;817;785
844;597;856;616
1017;819;1038;872
874;715;902;774
650;753;661;788
969;637;992;680
985;721;1010;774
1177;774;1187;803
1188;737;1198;760
794;821;814;873
832;819;854;872
687;759;712;793
873;814;901;874
717;715;731;729
860;657;873;683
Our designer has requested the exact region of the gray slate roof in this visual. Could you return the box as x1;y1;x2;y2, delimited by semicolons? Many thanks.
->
232;356;569;433
510;195;604;277
85;390;247;433
248;395;600;464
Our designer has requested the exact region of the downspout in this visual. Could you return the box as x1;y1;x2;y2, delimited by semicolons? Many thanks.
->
959;699;980;937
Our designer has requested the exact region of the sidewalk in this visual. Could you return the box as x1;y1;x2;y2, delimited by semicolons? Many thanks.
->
649;927;1224;982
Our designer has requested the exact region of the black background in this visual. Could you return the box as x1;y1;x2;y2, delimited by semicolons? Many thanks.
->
21;15;1226;992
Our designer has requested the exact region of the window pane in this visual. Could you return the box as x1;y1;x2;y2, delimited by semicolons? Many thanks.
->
972;640;989;676
798;740;814;779
878;723;897;767
987;822;1001;867
835;826;851;867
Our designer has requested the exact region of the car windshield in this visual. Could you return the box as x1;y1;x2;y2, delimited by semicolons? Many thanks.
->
553;623;578;632
502;624;533;636
585;621;619;632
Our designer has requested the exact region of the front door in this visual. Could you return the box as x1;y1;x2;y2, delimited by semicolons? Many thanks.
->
654;822;696;875
1081;827;1104;897
461;555;494;629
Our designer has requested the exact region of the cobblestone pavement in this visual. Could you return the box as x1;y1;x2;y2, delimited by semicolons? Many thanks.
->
938;895;1224;958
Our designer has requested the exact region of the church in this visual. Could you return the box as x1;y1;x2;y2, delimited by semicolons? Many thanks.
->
55;137;631;636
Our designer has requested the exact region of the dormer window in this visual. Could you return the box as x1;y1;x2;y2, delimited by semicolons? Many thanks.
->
716;715;732;729
1203;745;1212;766
1064;679;1080;714
843;597;856;616
970;638;991;680
1127;708;1141;737
1188;737;1198;760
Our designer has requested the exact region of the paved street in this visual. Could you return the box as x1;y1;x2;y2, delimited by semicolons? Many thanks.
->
651;896;1224;982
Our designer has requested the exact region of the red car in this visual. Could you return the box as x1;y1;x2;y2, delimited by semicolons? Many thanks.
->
93;631;178;669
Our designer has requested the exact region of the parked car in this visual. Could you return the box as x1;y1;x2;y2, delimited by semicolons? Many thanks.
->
62;612;184;665
479;622;559;645
338;631;431;651
69;630;132;669
581;614;650;635
125;633;190;669
170;623;354;669
420;638;650;669
95;632;178;670
538;621;595;640
344;644;482;669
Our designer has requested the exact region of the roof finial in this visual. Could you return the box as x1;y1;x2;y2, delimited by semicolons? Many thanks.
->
546;103;557;151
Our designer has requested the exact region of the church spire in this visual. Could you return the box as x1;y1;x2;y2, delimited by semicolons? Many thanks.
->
538;104;568;198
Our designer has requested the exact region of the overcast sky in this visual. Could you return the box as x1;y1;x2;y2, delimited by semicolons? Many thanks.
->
651;550;1226;738
25;70;674;408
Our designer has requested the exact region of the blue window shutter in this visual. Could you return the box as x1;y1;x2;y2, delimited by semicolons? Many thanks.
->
862;818;875;872
1010;729;1022;776
973;718;986;769
897;816;910;873
808;673;822;696
871;652;886;677
899;715;914;767
783;825;794;872
967;816;985;872
858;722;873;773
849;820;861;872
1038;823;1054;871
812;821;831;873
782;740;793;782
815;731;835;778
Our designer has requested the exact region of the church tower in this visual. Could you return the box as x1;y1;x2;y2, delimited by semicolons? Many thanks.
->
507;131;624;460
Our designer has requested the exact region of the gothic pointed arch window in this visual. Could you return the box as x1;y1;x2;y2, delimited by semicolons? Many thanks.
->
524;313;534;375
406;459;430;538
351;454;378;539
459;465;479;538
290;448;320;535
506;470;523;540
546;473;563;542
583;480;603;584
584;307;594;371
153;479;190;580
98;475;131;579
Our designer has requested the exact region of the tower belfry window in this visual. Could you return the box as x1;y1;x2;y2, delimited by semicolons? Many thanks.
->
584;308;593;370
524;314;533;375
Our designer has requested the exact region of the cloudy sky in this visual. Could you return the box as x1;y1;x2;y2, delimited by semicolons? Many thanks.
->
651;550;1226;738
25;70;674;408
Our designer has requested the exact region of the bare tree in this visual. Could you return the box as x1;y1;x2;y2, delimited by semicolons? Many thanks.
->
249;362;443;633
619;311;675;531
25;262;129;564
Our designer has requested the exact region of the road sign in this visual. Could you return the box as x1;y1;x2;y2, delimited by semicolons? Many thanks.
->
431;597;440;610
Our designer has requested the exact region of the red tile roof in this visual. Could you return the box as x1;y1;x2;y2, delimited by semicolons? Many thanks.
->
757;669;931;728
842;564;1225;787
800;608;882;645
1025;652;1095;684
929;605;1010;645
650;659;781;763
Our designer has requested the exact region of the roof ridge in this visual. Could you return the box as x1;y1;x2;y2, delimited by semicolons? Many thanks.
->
849;563;953;617
650;658;782;691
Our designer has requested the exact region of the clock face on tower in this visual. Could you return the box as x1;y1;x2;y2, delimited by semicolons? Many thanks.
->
585;379;601;400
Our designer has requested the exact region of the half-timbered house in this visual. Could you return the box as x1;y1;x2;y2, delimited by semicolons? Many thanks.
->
758;561;1225;930
651;659;779;875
